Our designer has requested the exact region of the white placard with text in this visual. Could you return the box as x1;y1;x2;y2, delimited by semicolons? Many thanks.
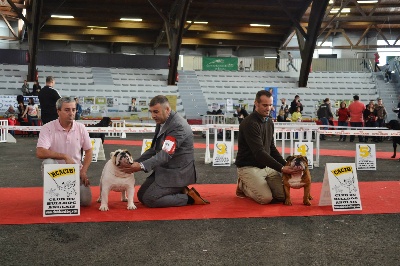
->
356;144;376;170
213;142;232;166
319;163;362;211
294;142;313;169
82;138;102;162
141;139;153;154
43;164;80;217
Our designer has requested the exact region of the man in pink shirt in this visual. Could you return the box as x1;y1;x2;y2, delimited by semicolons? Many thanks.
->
348;95;366;143
37;97;93;206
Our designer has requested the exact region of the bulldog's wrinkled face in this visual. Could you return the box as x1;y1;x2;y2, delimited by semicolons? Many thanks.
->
111;149;133;166
286;155;308;171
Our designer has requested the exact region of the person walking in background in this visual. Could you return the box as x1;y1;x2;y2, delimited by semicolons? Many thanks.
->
375;98;387;142
38;76;61;124
287;52;297;72
75;97;83;120
336;101;350;141
22;97;39;137
348;95;366;142
239;61;244;71
374;52;381;72
317;98;333;141
276;51;281;72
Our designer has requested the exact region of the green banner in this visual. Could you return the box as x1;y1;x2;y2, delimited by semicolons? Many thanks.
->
202;57;238;71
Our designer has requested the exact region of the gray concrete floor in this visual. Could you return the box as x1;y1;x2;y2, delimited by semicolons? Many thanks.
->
1;133;399;265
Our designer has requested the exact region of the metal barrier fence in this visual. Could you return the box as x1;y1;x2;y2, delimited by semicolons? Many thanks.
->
2;122;400;168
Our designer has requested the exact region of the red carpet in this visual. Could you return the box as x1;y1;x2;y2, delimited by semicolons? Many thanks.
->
104;140;395;159
0;182;399;225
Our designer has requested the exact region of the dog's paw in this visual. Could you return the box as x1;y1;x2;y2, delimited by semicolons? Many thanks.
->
127;204;137;210
303;200;312;206
284;200;292;206
121;197;128;202
99;205;109;211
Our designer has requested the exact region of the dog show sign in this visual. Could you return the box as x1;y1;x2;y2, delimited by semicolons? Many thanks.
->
319;163;362;211
355;144;376;170
43;164;80;217
294;142;313;169
213;141;232;166
141;139;153;154
82;138;104;162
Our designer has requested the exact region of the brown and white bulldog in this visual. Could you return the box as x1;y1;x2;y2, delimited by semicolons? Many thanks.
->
97;149;137;211
282;155;313;206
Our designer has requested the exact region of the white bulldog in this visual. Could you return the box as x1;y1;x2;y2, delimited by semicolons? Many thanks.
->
97;149;137;211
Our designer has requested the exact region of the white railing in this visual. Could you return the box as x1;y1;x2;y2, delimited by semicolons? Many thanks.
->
0;120;8;143
2;122;400;168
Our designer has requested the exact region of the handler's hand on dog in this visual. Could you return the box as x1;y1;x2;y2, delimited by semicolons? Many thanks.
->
282;166;303;175
119;161;142;173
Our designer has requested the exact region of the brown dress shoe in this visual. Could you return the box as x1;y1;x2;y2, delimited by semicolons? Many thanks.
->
187;187;210;205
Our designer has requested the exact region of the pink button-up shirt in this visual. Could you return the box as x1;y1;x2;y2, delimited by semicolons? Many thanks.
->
37;119;92;165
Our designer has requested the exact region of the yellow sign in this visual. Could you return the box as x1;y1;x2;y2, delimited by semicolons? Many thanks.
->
47;168;76;178
331;166;353;176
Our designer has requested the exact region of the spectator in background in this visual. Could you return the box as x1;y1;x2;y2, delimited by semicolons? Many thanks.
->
291;106;302;122
75;97;83;120
17;101;26;123
234;106;249;124
279;98;289;111
277;109;289;122
287;52;297;72
22;97;39;137
4;105;16;118
363;101;378;143
348;95;366;142
290;95;303;114
336;101;350;142
38;76;61;124
21;80;30;96
317;98;333;141
375;98;387;142
374;52;381;72
239;61;244;71
32;81;41;96
7;114;16;136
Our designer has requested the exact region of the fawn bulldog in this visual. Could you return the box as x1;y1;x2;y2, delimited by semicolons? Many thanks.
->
282;155;313;206
97;149;137;211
